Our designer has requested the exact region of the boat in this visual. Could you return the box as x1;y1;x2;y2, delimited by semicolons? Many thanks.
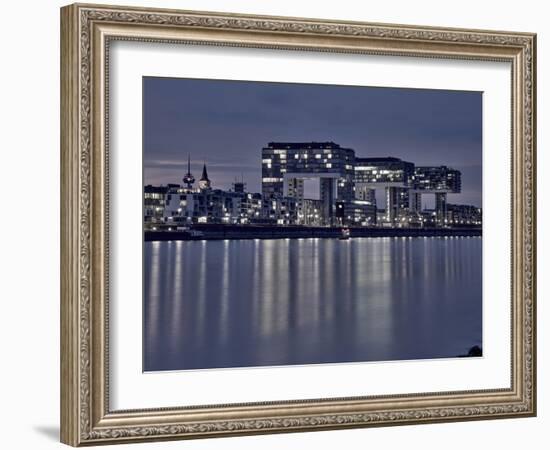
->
339;228;350;240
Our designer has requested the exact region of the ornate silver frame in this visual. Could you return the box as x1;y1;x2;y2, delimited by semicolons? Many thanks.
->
60;3;536;446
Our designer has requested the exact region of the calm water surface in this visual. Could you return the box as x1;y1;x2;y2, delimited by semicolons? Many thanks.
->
144;237;482;371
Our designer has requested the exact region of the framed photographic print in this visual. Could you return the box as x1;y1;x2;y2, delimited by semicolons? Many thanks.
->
60;3;537;446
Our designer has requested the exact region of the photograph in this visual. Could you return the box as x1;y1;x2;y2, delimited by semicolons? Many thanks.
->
143;77;483;372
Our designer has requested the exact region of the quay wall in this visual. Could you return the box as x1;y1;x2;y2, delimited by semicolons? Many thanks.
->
145;225;482;241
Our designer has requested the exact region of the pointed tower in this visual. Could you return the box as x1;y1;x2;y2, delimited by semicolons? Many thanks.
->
198;163;211;191
182;154;195;190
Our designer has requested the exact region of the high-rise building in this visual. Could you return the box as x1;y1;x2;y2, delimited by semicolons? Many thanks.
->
354;157;415;223
412;166;462;224
261;142;355;225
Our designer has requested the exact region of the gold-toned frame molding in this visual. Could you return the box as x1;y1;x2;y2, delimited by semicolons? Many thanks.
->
60;3;536;446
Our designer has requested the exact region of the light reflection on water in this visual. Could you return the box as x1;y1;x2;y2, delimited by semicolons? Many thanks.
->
144;237;482;371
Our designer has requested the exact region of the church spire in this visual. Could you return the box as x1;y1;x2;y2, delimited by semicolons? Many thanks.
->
200;163;209;182
199;162;211;190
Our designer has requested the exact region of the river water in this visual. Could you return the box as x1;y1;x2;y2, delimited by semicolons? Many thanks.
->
144;236;482;371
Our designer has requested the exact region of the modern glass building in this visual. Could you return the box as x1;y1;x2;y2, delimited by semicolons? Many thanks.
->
353;157;415;223
411;166;462;222
261;142;355;225
260;144;465;226
354;157;415;185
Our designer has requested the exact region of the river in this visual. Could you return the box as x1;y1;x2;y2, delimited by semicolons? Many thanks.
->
144;236;482;371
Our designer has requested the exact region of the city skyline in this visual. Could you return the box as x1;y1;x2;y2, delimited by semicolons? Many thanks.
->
144;77;482;207
143;78;484;374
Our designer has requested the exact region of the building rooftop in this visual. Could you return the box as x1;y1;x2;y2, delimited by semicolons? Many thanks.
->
266;142;342;149
355;157;403;162
144;185;173;193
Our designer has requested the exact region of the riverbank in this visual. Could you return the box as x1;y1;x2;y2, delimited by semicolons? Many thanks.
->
145;224;482;241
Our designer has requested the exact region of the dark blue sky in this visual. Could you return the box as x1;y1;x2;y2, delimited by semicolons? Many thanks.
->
144;77;482;207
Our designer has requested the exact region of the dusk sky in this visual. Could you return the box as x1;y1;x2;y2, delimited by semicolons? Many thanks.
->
144;77;482;208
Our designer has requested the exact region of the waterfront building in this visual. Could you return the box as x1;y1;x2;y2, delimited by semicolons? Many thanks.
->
144;184;177;224
261;196;299;225
446;204;482;226
352;158;462;225
163;188;246;225
354;157;415;184
420;209;438;227
411;166;461;224
376;209;387;225
261;142;355;225
336;200;377;226
299;199;324;226
353;157;415;224
152;163;261;226
240;193;263;224
144;148;476;230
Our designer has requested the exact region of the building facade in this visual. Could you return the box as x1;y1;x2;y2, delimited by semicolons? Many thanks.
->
445;203;482;226
411;166;462;223
354;157;415;223
145;145;477;229
261;142;355;225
